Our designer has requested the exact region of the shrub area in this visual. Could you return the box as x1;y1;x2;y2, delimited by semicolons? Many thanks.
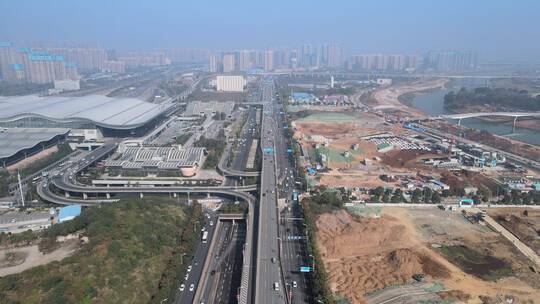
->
0;199;202;304
193;137;226;169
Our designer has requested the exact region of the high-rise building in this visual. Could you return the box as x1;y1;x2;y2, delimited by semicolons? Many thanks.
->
348;54;420;72
425;51;478;72
301;44;318;68
102;61;126;74
327;44;342;68
222;54;235;73
48;48;107;70
163;49;209;63
264;49;274;71
0;42;20;81
119;52;170;67
22;51;67;84
208;53;218;73
239;50;252;71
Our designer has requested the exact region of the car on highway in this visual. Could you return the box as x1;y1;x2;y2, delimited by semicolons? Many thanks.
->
187;265;192;272
209;220;213;226
189;284;195;292
274;282;279;291
179;283;185;291
184;274;189;281
292;281;297;288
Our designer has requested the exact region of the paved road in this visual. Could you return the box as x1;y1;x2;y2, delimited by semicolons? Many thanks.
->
175;212;218;304
197;220;246;303
271;81;311;303
255;78;287;304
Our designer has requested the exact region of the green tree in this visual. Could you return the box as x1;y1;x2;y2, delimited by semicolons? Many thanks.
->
431;192;441;204
411;189;422;203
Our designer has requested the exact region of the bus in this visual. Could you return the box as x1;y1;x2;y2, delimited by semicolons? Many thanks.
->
202;231;208;243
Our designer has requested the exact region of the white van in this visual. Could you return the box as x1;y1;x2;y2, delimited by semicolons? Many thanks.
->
273;282;279;291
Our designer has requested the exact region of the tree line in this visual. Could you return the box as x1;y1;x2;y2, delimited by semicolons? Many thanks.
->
444;87;540;112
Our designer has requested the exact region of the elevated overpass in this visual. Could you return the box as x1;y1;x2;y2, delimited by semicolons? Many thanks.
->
218;142;260;177
36;122;261;304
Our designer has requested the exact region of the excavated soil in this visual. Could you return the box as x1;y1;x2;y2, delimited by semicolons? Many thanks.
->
316;210;450;303
315;208;540;304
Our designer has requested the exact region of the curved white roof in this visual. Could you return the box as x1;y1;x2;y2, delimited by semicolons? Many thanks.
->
0;128;70;159
0;95;173;129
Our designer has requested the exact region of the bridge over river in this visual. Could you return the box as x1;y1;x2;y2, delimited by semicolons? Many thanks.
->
432;111;540;132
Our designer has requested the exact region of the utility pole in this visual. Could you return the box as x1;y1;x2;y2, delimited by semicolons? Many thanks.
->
17;171;25;208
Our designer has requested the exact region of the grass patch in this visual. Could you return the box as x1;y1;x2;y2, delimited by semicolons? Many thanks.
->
174;133;192;145
298;113;360;124
317;147;353;164
333;295;351;304
346;205;381;217
438;245;513;281
193;137;226;169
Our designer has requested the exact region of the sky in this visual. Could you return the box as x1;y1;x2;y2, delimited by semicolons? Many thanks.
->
1;0;539;61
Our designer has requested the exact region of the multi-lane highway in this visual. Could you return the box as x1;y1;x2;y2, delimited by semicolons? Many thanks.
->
196;219;246;303
175;212;218;304
34;76;313;304
255;79;287;304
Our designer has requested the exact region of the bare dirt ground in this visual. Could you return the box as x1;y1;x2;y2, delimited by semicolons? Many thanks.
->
315;208;540;304
368;79;447;116
293;112;448;189
0;239;80;277
487;208;540;254
6;145;58;172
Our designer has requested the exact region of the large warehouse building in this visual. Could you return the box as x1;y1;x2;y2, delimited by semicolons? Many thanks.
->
216;75;246;92
0;95;174;136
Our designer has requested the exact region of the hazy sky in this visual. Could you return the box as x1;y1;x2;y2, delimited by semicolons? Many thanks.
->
1;0;539;61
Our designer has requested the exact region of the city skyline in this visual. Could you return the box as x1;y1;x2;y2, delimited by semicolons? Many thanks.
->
1;0;540;62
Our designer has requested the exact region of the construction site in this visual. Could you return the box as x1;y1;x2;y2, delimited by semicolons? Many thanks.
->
315;207;540;304
292;111;450;190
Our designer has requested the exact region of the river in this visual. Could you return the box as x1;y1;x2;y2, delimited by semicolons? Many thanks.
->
410;80;540;146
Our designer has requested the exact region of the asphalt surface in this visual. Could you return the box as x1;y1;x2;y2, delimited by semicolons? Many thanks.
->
37;142;256;206
197;220;246;304
255;78;287;304
175;212;218;304
271;85;311;303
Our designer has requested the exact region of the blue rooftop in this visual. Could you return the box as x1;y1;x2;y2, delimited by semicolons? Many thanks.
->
292;92;313;99
58;205;82;222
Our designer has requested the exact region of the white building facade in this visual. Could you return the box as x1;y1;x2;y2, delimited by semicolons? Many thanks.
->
216;75;246;92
